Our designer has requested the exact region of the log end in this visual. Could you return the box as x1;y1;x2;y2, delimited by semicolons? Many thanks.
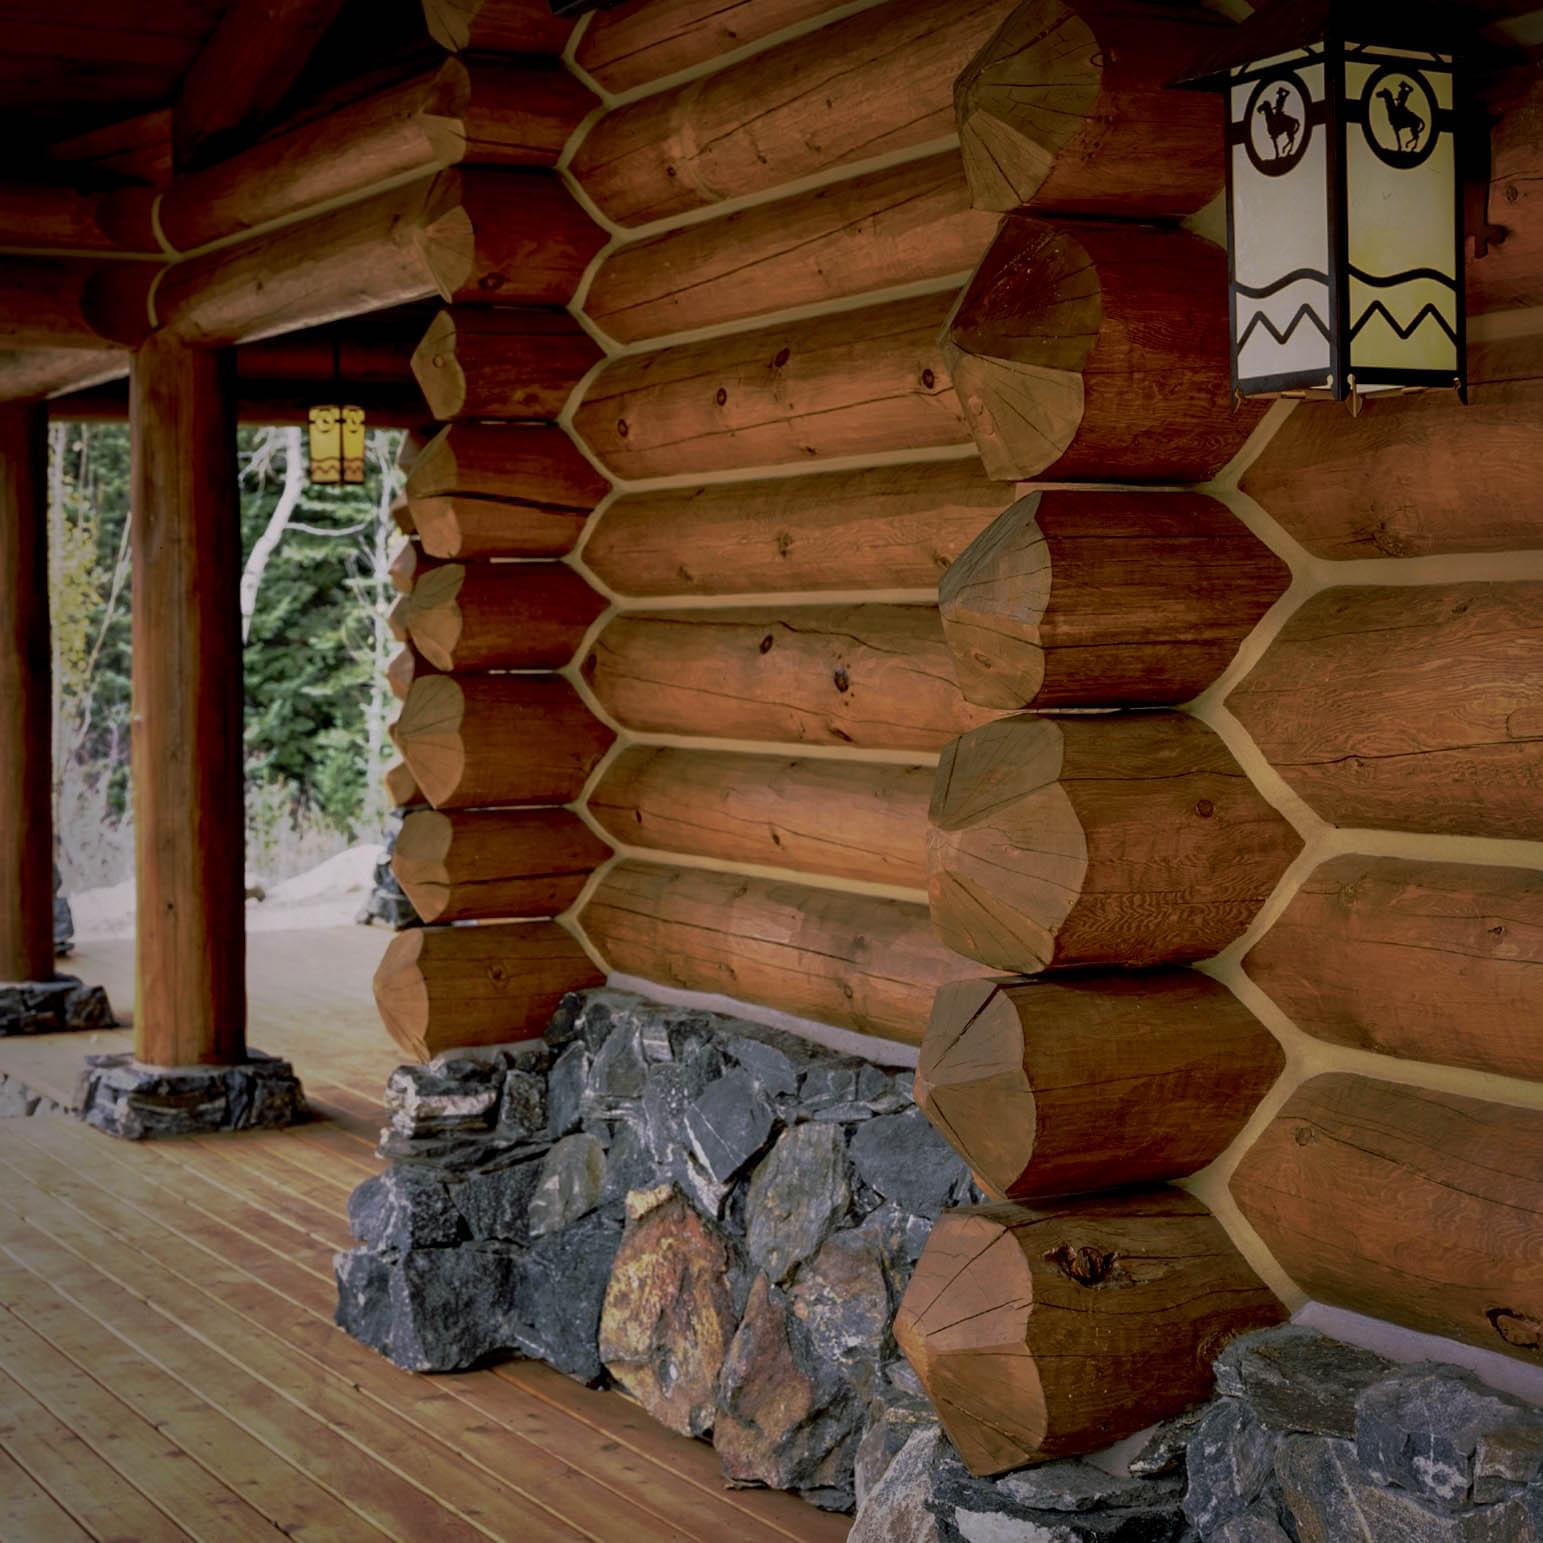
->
384;759;425;811
394;674;467;809
401;563;466;672
373;927;432;1061
411;310;467;421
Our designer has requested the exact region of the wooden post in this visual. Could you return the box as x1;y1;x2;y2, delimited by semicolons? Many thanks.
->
0;403;54;985
130;333;246;1067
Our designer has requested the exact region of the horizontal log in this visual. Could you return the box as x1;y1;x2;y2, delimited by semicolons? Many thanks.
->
0;348;127;405
1239;338;1543;558
583;604;995;752
1231;1074;1543;1364
955;0;1226;216
388;539;446;594
421;0;574;53
569;0;1017;226
573;291;972;480
0;258;145;349
894;1191;1285;1475
587;746;933;889
386;646;429;700
929;712;1303;972
581;860;980;1044
393;807;612;923
400;560;606;672
0;183;138;253
584;151;997;345
917;973;1284;1201
939;490;1290;709
100;60;595;255
947;215;1266;482
393;672;616;808
406;423;609;559
411;306;603;422
384;759;428;810
1227;582;1543;840
581;458;1003;597
1469;64;1543;316
1244;855;1543;1083
576;0;840;93
374;919;602;1060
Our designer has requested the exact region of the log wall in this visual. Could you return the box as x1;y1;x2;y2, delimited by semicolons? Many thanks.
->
372;0;1543;1417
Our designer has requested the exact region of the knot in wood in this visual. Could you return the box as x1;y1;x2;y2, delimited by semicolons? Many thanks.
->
921;368;936;390
758;634;775;654
1292;1124;1317;1146
1046;1242;1119;1287
1194;799;1215;818
616;419;629;438
832;667;851;693
772;347;791;369
715;387;728;406
1487;1308;1542;1351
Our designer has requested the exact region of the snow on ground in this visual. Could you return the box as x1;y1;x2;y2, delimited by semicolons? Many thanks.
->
69;844;384;940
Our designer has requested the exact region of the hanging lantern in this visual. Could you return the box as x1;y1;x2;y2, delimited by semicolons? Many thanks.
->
309;337;366;483
1175;2;1479;407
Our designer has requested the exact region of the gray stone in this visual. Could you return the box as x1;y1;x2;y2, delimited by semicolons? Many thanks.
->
996;1463;1180;1514
800;1062;863;1111
376;1128;543;1173
809;1101;879;1123
496;1069;547;1142
546;1042;589;1137
641;1057;713;1170
746;1121;851;1283
452;1160;545;1242
854;1391;938;1510
1210;1497;1296;1542
1355;1363;1543;1510
0;975;114;1035
333;1242;523;1372
581;1020;650;1118
675;1152;733;1220
850;1427;944;1543
724;1034;800;1097
1216;1326;1394;1439
1475;1425;1543;1502
1130;1407;1208;1479
385;1060;499;1137
600;1117;654;1205
684;1069;775;1185
1276;1434;1536;1542
548;988;637;1053
511;1209;622;1383
527;1133;606;1237
855;1201;933;1281
1184;1400;1281;1534
0;1075;41;1118
849;1109;968;1219
347;1169;465;1251
77;1051;305;1139
791;1227;892;1394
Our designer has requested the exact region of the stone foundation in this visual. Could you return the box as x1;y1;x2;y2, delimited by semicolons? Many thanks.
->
77;1051;306;1140
0;975;114;1036
855;1324;1543;1540
335;987;976;1512
0;1071;69;1118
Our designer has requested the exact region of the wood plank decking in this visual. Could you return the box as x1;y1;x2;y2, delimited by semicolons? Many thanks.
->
0;927;852;1542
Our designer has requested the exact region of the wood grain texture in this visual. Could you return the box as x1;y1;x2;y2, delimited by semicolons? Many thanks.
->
894;1191;1285;1475
1231;1074;1543;1364
1227;583;1543;839
0;183;140;254
582;604;995;752
947;215;1265;482
374;920;601;1060
588;746;933;889
1469;64;1543;316
573;290;971;480
576;0;841;93
582;459;1003;598
421;0;574;53
393;808;611;923
401;561;605;672
405;424;609;559
939;490;1290;709
955;0;1226;215
129;335;245;1065
388;539;444;595
385;759;428;810
0;257;144;349
1244;855;1543;1083
411;306;602;422
584;151;997;345
918;973;1284;1200
393;673;615;809
581;861;980;1044
386;645;434;701
0;404;53;983
1239;338;1543;558
568;0;1017;226
929;712;1303;973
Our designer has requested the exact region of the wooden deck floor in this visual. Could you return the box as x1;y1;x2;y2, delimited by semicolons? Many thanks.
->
0;928;851;1542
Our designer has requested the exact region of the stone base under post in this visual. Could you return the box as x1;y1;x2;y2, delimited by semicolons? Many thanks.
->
0;975;115;1036
77;1051;306;1140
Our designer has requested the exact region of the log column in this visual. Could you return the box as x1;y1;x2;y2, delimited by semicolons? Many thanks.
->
129;333;246;1067
0;403;53;985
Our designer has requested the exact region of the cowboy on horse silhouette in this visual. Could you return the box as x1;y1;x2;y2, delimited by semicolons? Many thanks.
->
1377;79;1425;152
1257;85;1300;159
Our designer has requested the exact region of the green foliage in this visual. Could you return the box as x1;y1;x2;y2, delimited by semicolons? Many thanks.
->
50;420;402;889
